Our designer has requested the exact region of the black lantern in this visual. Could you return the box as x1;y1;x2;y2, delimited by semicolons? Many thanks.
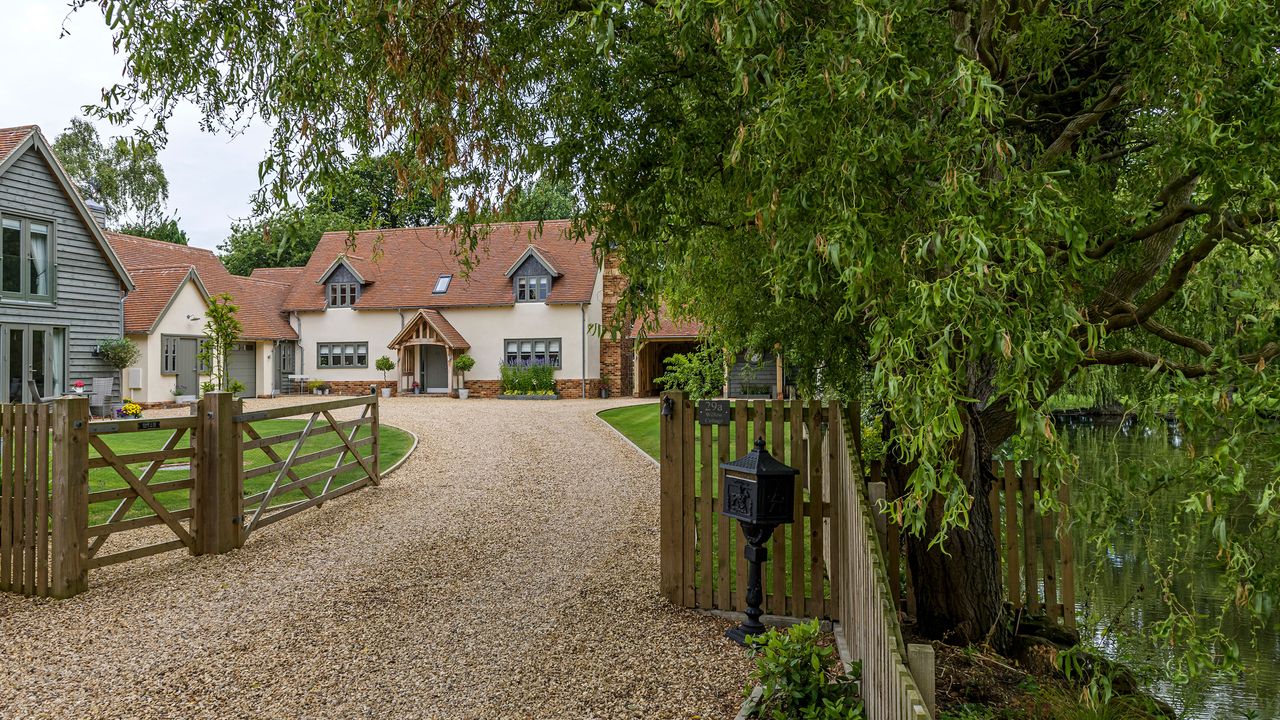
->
720;437;799;646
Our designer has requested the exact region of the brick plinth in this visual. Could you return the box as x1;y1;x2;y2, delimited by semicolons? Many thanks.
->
320;380;398;396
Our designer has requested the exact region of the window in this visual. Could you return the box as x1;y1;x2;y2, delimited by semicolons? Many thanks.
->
328;282;359;307
0;215;53;300
317;342;368;368
515;275;550;302
161;336;178;374
504;337;561;367
433;274;452;294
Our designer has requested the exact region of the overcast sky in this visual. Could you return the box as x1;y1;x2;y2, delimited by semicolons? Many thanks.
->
0;2;271;251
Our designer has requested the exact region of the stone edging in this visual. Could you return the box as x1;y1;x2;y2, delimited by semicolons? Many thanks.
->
592;411;659;467
735;686;764;720
378;424;420;479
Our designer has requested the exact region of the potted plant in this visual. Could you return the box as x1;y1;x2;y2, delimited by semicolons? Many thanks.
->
307;379;326;395
95;338;140;414
375;356;396;398
412;380;421;395
72;380;85;394
454;353;476;399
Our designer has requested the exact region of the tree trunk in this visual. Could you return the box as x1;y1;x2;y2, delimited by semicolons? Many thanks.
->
885;410;1008;650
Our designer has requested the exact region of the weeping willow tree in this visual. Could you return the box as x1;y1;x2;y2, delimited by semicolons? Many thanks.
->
78;0;1279;663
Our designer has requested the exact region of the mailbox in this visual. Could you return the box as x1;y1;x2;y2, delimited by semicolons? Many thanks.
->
720;437;798;526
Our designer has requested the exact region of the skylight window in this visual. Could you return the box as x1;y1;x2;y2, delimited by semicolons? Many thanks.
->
433;274;452;294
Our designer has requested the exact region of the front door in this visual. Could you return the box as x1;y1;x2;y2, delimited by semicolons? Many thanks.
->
175;338;199;399
0;324;65;403
419;345;449;393
276;340;296;394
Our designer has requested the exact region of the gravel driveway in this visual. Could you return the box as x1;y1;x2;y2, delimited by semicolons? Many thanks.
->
0;397;752;719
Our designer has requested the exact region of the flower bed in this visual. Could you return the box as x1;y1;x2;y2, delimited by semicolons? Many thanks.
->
498;360;559;399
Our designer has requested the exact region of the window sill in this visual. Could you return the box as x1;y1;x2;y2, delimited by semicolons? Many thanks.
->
0;296;55;307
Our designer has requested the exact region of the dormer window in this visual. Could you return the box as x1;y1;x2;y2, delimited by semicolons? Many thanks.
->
328;282;358;307
516;275;549;302
433;274;452;294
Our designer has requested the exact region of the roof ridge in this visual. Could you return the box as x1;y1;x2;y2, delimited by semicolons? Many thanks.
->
108;231;220;255
318;218;576;238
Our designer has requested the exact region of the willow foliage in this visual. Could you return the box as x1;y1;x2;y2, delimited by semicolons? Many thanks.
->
78;0;1280;673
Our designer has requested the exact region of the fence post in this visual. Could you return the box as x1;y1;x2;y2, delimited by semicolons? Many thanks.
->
907;643;936;717
50;396;88;598
659;390;686;604
193;392;242;554
369;385;381;483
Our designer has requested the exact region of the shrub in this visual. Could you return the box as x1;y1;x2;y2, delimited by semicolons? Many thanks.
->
97;338;141;370
655;344;725;400
748;620;863;720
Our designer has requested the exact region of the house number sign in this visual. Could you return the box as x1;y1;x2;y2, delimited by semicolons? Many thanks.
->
698;400;730;426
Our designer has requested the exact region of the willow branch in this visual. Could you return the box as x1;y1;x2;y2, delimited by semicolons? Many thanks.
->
1037;80;1126;168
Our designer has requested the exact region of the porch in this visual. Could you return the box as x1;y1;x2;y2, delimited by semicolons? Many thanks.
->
388;309;470;396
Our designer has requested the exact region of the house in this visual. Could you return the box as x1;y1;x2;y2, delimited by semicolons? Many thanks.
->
279;220;632;397
105;232;297;404
0;125;133;403
630;312;793;398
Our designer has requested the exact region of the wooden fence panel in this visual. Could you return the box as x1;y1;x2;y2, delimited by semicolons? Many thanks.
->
831;404;932;720
0;403;55;597
658;394;837;618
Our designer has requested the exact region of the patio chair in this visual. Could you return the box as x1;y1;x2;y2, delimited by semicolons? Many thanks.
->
88;376;114;418
25;379;52;404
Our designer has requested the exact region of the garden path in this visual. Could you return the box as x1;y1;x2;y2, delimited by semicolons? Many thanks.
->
0;396;751;719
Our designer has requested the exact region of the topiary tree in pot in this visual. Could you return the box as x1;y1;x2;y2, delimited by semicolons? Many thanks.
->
375;355;395;397
453;353;476;398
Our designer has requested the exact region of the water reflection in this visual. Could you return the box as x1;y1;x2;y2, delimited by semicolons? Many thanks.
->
1062;421;1279;719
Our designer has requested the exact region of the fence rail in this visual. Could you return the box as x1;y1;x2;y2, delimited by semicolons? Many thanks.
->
0;389;383;599
659;394;837;618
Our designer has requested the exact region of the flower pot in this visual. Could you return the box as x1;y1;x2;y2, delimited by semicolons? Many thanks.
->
314;389;322;395
381;388;392;398
458;389;470;399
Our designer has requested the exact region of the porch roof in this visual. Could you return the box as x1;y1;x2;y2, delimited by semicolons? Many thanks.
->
388;309;470;350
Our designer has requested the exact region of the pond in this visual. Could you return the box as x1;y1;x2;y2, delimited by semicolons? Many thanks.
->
1062;420;1280;720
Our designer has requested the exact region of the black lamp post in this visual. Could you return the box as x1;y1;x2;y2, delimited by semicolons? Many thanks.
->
720;437;799;646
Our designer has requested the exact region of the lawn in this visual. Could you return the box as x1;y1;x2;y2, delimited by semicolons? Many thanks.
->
598;401;832;614
87;419;414;527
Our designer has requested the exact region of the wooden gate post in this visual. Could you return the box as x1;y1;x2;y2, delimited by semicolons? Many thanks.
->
659;390;687;604
193;392;243;555
50;396;89;598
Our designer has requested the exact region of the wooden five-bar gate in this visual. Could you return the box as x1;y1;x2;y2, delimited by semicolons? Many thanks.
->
0;389;381;599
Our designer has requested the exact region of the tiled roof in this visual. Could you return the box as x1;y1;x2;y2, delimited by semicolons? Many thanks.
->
387;309;471;350
249;267;305;284
630;311;704;339
0;126;36;165
121;267;206;334
105;232;297;340
283;220;598;311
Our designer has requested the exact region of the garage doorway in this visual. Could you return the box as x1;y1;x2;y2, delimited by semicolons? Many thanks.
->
228;342;257;398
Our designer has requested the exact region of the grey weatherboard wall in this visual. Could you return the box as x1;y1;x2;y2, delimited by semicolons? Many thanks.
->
0;144;126;400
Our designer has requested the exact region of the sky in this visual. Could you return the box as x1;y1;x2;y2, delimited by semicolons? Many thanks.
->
0;2;272;251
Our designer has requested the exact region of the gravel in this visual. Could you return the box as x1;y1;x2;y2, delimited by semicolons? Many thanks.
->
0;396;753;719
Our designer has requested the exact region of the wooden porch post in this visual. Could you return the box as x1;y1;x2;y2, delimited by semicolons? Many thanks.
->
446;348;455;396
50;396;89;598
775;352;784;399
